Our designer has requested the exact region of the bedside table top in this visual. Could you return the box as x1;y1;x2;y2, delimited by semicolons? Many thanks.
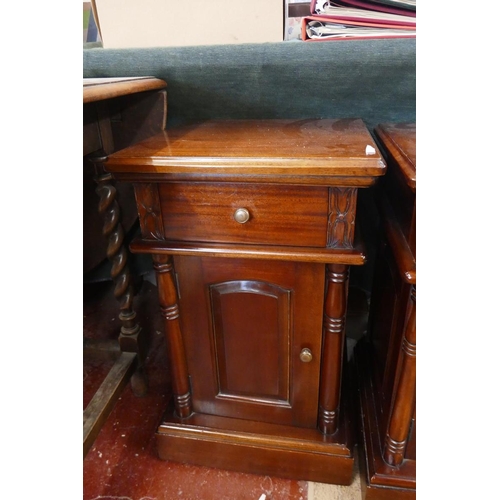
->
374;123;416;191
105;118;386;185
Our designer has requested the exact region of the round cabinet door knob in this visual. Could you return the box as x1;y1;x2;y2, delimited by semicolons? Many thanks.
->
299;348;313;363
233;208;250;224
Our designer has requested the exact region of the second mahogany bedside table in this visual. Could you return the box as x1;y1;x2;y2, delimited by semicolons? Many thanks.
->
102;118;386;485
355;122;416;499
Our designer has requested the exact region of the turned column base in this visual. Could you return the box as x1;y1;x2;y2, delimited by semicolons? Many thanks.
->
353;340;416;500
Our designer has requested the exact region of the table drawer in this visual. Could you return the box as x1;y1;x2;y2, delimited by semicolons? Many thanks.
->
157;183;329;247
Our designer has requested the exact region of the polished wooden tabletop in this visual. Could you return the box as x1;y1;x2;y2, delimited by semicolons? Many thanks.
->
83;76;167;104
105;118;386;183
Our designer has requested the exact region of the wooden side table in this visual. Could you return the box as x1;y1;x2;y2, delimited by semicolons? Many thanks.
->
354;123;416;499
83;77;167;457
104;118;386;485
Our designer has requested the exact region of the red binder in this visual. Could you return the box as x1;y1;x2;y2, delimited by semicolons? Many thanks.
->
302;0;416;41
316;0;416;17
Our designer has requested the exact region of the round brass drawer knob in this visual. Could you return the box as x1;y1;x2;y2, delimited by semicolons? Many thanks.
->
233;208;250;224
299;348;313;363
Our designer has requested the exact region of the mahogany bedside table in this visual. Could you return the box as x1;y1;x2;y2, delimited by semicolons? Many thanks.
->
102;118;386;485
354;122;416;499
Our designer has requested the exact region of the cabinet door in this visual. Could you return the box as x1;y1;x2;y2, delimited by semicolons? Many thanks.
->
173;256;325;428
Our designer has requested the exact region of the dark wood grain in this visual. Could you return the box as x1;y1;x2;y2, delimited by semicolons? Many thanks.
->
354;341;416;499
156;377;355;485
374;123;416;256
173;256;325;428
383;286;416;466
129;238;367;265
105;118;385;181
83;82;167;272
318;264;349;434
374;123;415;190
210;280;291;403
158;182;329;247
152;254;192;418
327;187;358;248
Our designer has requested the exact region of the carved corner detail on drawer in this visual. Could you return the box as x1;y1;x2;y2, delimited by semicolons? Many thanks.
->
327;188;357;249
134;183;165;240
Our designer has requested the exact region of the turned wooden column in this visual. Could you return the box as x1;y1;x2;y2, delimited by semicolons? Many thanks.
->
152;254;192;418
90;152;146;395
318;264;349;434
383;285;416;466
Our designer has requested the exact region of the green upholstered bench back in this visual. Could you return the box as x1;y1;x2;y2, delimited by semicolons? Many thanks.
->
83;39;415;131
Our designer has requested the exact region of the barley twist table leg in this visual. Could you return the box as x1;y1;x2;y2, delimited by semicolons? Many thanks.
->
90;152;148;396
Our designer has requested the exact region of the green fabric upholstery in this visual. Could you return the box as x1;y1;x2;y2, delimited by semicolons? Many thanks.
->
83;39;415;131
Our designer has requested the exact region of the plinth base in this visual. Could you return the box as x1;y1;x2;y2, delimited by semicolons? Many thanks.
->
156;393;355;485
